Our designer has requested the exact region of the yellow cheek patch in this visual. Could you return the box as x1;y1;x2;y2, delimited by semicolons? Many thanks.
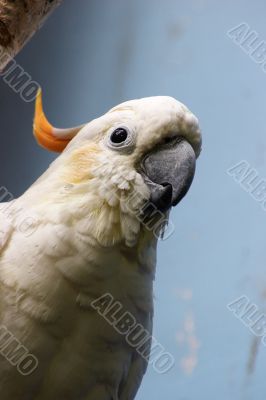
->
64;143;101;184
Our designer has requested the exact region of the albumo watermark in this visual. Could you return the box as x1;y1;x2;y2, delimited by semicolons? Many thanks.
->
227;160;266;211
91;293;175;374
0;47;39;102
227;295;266;346
227;22;266;74
0;186;38;237
0;325;38;376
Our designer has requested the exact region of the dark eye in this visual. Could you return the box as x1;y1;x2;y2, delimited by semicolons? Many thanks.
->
110;128;128;144
107;126;136;152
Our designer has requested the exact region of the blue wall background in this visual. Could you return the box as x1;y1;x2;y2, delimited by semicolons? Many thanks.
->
1;1;266;399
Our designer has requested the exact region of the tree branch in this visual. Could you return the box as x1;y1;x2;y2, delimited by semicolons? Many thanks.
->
0;0;63;70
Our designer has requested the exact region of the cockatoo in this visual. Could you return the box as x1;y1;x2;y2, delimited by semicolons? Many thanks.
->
0;91;201;400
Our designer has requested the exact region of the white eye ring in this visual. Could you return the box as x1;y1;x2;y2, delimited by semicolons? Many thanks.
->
106;125;136;152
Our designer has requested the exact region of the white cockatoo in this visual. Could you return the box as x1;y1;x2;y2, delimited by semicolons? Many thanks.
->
0;91;201;400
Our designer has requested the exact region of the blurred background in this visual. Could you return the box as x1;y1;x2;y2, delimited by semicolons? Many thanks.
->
1;0;266;398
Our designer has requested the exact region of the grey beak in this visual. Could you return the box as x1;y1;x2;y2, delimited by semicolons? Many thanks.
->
141;138;196;212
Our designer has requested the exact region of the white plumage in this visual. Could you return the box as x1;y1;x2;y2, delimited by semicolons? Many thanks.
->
0;95;201;399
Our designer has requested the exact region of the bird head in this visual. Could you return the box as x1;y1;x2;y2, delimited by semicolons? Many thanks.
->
32;90;201;246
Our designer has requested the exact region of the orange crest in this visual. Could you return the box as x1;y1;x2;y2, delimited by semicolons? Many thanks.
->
33;89;84;152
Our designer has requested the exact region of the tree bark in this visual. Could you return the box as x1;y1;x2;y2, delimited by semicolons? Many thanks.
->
0;0;63;70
